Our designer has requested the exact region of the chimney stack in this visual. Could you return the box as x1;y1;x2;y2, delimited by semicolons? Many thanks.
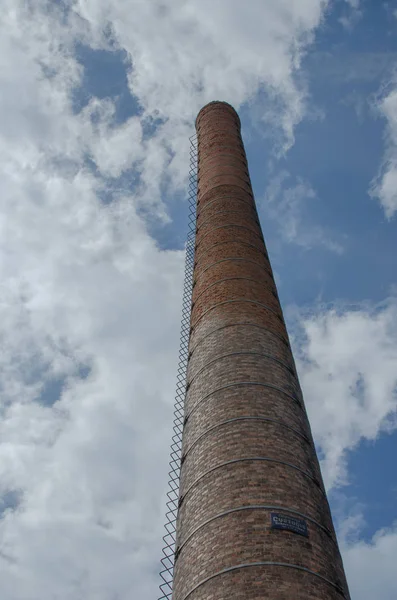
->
171;101;350;600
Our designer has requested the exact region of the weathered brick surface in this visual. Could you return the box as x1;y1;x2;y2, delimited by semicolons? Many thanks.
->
198;155;249;179
184;354;302;414
198;174;253;198
190;302;288;350
199;161;251;183
197;195;256;223
187;568;344;600
187;324;294;378
197;184;252;206
176;461;332;542
193;259;276;301
191;278;281;323
197;209;261;239
194;240;270;274
183;384;312;447
174;511;346;599
195;222;263;255
172;101;350;600
179;419;322;492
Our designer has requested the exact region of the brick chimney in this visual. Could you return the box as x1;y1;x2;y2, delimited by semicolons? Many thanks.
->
172;101;351;600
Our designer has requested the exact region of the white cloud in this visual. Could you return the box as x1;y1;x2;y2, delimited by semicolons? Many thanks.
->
339;0;362;30
344;0;360;9
339;517;397;600
0;0;337;598
8;0;397;598
0;3;185;598
289;298;397;599
289;298;397;491
72;0;330;151
371;84;397;218
263;170;345;252
0;148;184;597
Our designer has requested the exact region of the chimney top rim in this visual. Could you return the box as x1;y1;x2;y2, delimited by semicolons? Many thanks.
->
195;101;241;130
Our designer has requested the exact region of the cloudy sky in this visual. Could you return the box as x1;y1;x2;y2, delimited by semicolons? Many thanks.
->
0;0;396;598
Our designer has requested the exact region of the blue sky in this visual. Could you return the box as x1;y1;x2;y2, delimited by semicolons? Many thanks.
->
0;1;396;599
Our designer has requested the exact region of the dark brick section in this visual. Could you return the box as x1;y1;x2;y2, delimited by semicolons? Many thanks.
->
172;101;351;600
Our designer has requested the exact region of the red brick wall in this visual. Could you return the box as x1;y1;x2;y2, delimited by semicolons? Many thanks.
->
172;101;351;600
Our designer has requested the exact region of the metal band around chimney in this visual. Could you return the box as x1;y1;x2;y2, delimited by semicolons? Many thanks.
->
198;151;248;166
198;149;247;170
190;299;284;333
191;277;278;307
197;194;253;217
197;127;243;145
189;323;290;356
195;223;262;250
193;257;274;285
175;504;335;557
198;166;251;185
178;458;325;508
198;182;254;204
185;381;303;423
198;169;251;189
187;352;298;388
197;209;259;232
180;563;348;600
181;417;312;463
197;153;248;176
194;239;267;265
197;196;260;224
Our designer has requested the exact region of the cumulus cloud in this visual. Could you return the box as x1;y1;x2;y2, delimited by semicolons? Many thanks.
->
0;3;182;598
289;298;397;491
263;170;344;252
371;83;397;218
72;0;330;151
340;518;397;600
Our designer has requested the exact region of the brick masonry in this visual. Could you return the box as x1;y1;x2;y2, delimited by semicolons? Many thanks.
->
172;101;351;600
